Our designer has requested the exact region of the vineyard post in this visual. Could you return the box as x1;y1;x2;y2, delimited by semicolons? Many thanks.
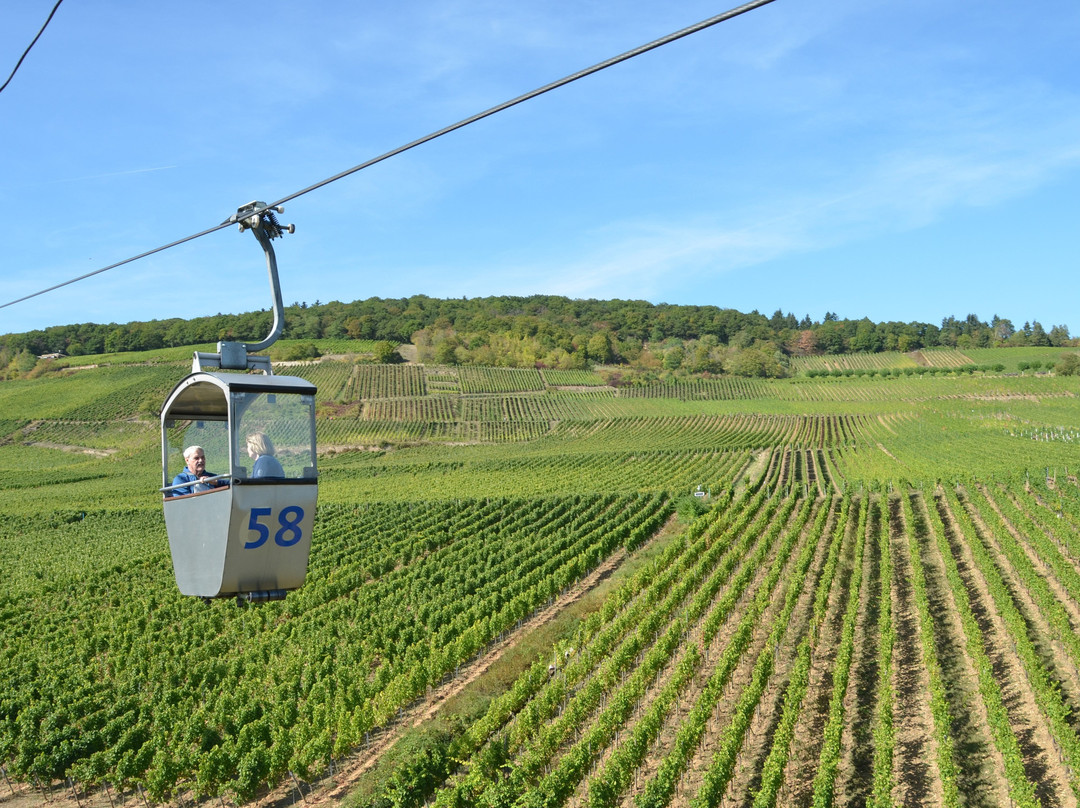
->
1;766;12;795
68;777;82;808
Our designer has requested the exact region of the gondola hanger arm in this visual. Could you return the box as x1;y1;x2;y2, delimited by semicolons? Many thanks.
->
192;201;295;374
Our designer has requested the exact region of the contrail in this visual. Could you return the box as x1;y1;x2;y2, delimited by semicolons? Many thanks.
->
48;165;179;184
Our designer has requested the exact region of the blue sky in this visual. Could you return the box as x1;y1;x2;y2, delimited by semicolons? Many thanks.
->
2;0;1078;336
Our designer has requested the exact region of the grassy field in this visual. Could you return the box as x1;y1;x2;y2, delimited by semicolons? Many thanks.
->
3;354;1080;808
791;345;1080;375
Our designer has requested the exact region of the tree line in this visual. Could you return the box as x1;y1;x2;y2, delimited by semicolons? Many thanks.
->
1;295;1074;380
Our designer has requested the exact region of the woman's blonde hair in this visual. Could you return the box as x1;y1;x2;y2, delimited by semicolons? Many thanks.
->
246;432;275;456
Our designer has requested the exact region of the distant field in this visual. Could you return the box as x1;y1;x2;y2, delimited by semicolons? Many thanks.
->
4;357;1080;807
790;351;922;372
965;345;1078;371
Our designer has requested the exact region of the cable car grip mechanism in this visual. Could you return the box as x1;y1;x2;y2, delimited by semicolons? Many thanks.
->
192;201;296;374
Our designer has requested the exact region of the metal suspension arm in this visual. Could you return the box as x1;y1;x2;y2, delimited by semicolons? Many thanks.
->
192;201;295;373
235;202;294;353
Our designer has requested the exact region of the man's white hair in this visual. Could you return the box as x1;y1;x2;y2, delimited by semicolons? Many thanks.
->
183;445;204;460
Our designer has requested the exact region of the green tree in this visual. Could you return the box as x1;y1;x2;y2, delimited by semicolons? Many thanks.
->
1048;324;1071;347
373;341;400;363
1057;353;1080;376
1031;321;1051;347
586;332;614;364
662;345;685;371
434;340;458;365
726;347;786;378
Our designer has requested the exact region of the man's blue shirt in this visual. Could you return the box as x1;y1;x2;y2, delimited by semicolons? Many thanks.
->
171;469;224;496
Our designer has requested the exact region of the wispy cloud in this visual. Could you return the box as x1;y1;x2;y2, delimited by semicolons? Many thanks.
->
451;84;1080;303
46;165;179;185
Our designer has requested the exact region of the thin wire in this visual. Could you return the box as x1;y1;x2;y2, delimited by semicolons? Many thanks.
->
0;0;65;96
266;0;777;210
1;0;777;313
0;223;235;312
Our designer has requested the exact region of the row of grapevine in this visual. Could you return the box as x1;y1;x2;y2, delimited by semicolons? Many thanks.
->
457;366;546;394
347;364;427;399
922;489;1042;806
0;491;675;803
10;475;1080;806
791;352;922;373
15;419;154;452
539;369;606;386
613;378;772;401
433;477;795;806
314;412;880;454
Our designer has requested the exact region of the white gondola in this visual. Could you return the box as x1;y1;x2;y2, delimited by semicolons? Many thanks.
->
159;202;317;601
160;372;317;600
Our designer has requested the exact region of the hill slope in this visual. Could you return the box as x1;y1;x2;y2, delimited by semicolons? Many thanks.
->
3;356;1080;807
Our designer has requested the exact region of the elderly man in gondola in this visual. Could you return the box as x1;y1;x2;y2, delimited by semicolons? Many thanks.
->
171;445;229;495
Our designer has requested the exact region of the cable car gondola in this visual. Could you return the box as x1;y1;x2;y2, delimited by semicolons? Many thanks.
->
159;203;317;602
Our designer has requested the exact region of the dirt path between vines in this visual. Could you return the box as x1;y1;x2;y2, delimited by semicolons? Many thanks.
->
782;496;859;807
888;494;944;807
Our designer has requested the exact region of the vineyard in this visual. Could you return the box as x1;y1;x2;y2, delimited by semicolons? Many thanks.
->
4;357;1080;808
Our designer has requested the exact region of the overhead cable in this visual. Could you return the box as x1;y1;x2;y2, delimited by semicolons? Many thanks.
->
0;0;65;96
1;0;777;313
264;0;778;211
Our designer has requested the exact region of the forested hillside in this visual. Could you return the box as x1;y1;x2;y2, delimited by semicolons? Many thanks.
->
2;296;1074;382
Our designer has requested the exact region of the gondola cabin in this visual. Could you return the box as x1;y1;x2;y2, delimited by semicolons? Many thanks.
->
160;371;318;600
